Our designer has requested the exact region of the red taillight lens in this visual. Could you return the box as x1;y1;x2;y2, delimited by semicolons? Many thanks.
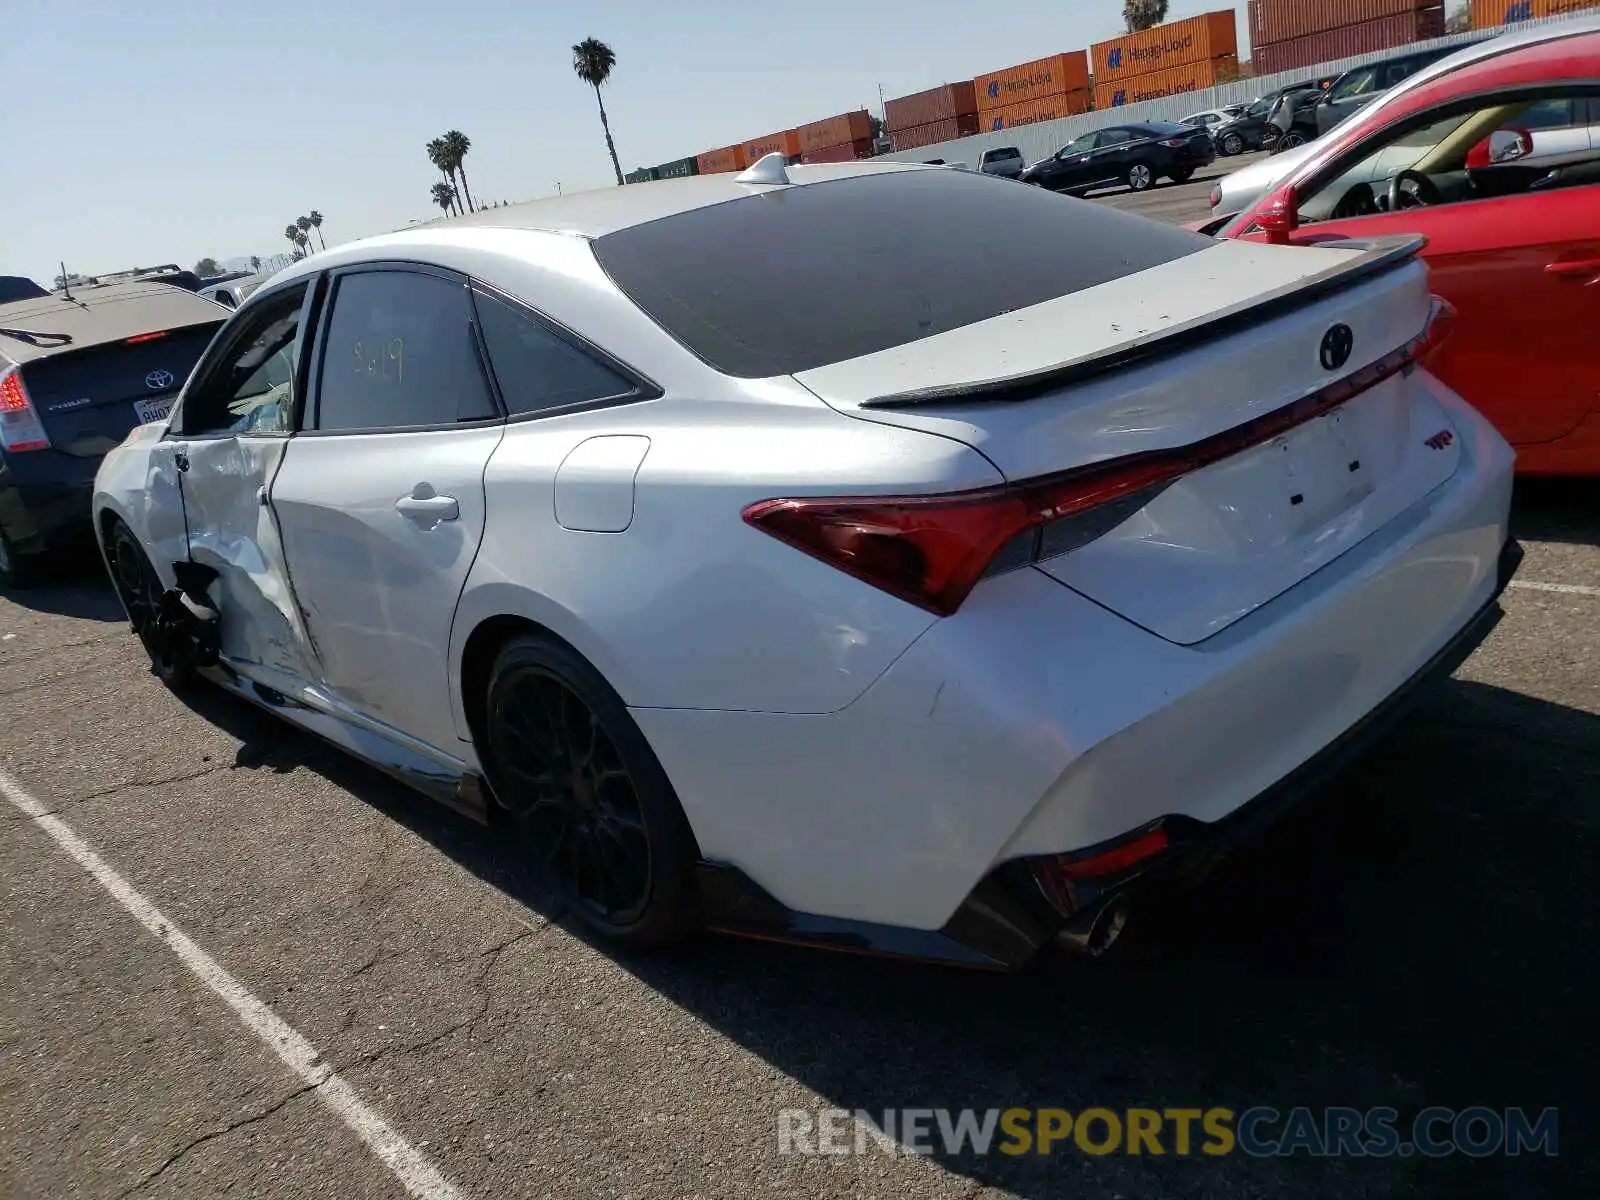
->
1057;827;1170;880
746;302;1446;617
124;330;168;345
0;368;50;453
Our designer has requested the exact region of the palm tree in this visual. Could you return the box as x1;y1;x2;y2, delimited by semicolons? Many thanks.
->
1123;0;1168;32
440;130;475;213
295;215;315;256
308;210;326;251
293;230;310;258
572;38;624;186
284;224;300;258
431;181;457;216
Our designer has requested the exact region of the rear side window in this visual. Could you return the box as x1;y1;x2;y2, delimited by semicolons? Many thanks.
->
592;168;1210;377
472;289;639;417
314;269;497;432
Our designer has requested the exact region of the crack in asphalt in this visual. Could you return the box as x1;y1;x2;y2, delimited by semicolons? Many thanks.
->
340;925;544;1073
1;763;237;823
113;1079;321;1197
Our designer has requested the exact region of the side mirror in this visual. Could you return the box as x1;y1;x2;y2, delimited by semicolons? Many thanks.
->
1257;186;1300;245
1469;127;1533;168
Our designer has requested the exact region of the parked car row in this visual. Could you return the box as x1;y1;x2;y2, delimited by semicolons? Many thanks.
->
1204;16;1600;476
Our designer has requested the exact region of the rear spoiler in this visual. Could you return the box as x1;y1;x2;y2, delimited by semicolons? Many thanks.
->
860;234;1428;410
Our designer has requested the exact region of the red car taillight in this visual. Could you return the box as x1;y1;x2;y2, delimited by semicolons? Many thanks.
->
0;367;50;453
1160;137;1188;149
745;297;1455;617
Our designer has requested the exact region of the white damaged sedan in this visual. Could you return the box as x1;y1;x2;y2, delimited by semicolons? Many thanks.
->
94;157;1519;967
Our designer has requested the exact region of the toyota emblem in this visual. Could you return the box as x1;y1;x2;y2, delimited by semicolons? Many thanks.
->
145;369;175;390
1319;325;1354;372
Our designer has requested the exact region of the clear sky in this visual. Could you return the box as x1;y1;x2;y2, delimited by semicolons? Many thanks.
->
2;1;1254;282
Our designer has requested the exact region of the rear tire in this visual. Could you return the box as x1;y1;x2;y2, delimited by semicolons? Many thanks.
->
1125;162;1154;192
106;519;195;690
1276;131;1308;152
1220;132;1244;156
482;633;699;948
0;529;37;590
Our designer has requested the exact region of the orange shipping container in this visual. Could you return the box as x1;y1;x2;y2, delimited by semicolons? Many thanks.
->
973;52;1091;112
797;110;873;154
1471;0;1598;24
1090;10;1238;85
982;90;1092;131
696;145;748;174
1094;58;1228;108
744;130;801;161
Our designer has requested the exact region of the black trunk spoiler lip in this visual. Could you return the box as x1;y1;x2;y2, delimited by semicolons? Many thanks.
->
858;234;1428;411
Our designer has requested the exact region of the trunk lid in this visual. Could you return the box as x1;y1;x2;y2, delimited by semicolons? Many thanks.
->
793;236;1460;645
20;323;220;457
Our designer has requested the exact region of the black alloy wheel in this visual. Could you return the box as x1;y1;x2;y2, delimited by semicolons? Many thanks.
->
1220;132;1244;156
108;521;193;688
484;635;697;946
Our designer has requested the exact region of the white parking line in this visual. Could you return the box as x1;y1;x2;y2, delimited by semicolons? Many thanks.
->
1509;580;1600;598
0;768;465;1200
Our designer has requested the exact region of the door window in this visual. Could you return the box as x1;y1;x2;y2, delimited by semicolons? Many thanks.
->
313;268;498;432
1295;91;1600;224
471;289;641;417
1096;128;1134;148
1058;134;1096;157
1328;67;1379;104
178;283;307;436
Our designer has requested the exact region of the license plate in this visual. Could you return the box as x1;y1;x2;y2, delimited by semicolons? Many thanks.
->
133;397;172;425
1277;406;1373;535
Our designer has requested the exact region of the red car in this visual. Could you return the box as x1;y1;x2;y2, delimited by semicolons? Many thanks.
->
1219;27;1600;475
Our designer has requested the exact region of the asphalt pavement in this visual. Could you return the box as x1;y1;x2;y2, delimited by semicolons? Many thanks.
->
1;162;1595;1198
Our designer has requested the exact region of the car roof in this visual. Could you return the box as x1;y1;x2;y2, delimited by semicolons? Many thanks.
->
419;159;931;241
0;280;226;366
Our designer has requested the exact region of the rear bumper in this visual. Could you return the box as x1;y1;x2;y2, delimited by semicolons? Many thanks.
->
698;536;1521;969
642;381;1516;948
0;467;96;555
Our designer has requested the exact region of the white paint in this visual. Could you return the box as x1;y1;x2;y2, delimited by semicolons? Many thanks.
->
0;768;465;1200
1509;579;1600;597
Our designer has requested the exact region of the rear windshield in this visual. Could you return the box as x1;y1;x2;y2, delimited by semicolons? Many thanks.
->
592;169;1210;377
22;323;221;407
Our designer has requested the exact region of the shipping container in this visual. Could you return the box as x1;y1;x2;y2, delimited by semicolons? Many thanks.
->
1251;7;1446;73
797;110;874;154
656;156;699;179
1471;0;1599;25
973;51;1092;112
884;81;979;131
890;113;982;151
1250;0;1432;47
1094;58;1230;107
801;138;875;164
696;145;748;174
744;130;802;162
623;166;658;184
982;90;1093;130
1090;10;1238;85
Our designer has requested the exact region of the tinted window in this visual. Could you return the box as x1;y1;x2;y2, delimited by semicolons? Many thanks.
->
1097;128;1134;146
472;289;638;417
0;276;49;303
1329;67;1379;102
592;168;1211;378
181;285;305;435
315;270;496;432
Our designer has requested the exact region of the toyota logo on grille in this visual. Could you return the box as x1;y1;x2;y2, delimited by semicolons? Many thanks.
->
1319;324;1354;372
145;369;175;390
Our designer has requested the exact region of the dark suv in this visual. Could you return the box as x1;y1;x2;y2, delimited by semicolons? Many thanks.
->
1210;82;1327;155
0;274;226;585
1020;122;1215;195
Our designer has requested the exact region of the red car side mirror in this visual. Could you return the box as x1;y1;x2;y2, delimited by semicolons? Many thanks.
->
1466;126;1533;170
1257;186;1300;245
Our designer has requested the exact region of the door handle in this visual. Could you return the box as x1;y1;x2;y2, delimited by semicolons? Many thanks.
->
1546;258;1600;284
395;486;459;525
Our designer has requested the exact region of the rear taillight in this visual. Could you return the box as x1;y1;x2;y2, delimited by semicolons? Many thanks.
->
1209;185;1222;209
1160;137;1187;148
745;296;1454;617
0;367;50;453
124;330;169;345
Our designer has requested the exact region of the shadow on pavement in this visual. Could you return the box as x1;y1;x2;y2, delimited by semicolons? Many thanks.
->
1512;478;1599;549
0;552;126;623
178;668;1594;1198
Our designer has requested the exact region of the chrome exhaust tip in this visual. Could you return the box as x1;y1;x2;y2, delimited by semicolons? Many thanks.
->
1055;899;1130;958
